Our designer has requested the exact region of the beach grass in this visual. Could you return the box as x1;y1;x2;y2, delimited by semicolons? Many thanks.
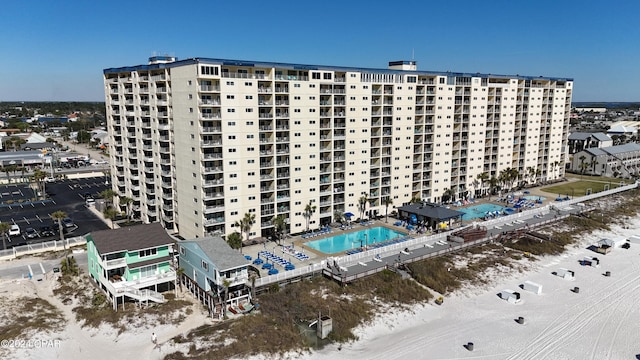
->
168;270;431;359
0;297;65;342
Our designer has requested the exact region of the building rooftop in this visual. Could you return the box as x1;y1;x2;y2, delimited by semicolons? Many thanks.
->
87;223;175;255
568;132;611;141
397;202;465;221
604;143;640;155
104;57;573;82
181;236;249;271
584;148;608;156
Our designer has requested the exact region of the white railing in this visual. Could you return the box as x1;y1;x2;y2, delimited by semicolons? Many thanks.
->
252;183;639;287
253;262;324;287
105;257;127;269
120;286;165;303
0;236;86;261
113;270;176;291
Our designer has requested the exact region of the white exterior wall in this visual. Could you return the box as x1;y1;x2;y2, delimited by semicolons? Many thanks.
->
104;58;573;239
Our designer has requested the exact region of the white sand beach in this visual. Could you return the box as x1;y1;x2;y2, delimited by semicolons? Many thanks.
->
301;220;640;360
3;214;640;360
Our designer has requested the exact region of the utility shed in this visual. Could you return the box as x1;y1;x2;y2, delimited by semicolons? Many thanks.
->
583;256;600;267
500;289;521;304
556;268;575;279
523;280;542;295
598;238;627;249
627;235;640;244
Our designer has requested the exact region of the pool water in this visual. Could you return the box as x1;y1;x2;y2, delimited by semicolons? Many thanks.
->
305;227;406;254
460;203;506;221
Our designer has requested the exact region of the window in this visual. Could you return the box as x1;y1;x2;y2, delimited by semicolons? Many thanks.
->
139;248;157;258
201;260;208;271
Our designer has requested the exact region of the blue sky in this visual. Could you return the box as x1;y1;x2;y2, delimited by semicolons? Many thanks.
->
1;0;638;102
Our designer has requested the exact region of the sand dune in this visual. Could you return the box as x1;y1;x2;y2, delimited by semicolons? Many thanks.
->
3;217;640;360
303;220;640;360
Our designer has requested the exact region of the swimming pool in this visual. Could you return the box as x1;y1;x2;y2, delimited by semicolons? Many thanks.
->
460;203;506;221
305;227;406;254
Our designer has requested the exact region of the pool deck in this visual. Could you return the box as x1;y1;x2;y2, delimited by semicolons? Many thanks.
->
241;221;413;277
242;187;563;277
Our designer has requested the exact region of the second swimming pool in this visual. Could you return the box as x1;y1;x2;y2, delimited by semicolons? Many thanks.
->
459;203;506;221
305;227;406;254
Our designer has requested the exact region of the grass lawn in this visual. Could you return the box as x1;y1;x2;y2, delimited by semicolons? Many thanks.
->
541;179;630;197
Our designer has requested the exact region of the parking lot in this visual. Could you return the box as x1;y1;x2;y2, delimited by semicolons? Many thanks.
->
0;177;110;249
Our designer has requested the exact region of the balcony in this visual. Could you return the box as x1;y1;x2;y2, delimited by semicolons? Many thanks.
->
104;257;127;270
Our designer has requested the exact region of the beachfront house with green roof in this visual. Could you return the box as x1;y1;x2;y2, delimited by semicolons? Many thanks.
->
178;236;250;317
86;223;176;310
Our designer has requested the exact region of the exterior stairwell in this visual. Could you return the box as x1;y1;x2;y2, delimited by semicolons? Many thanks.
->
122;286;166;303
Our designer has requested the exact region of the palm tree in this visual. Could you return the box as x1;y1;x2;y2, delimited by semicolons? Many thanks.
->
471;178;480;198
31;168;48;200
51;210;69;270
333;210;344;225
509;167;520;190
488;176;499;200
442;187;456;204
498;170;509;194
222;279;231;319
272;214;287;245
103;207;118;229
383;196;393;223
526;167;535;185
477;172;489;197
0;222;10;252
579;155;587;179
175;267;185;296
535;168;542;184
358;195;368;221
3;138;13;152
303;201;316;232
234;212;255;252
119;196;134;221
226;231;242;250
100;189;116;208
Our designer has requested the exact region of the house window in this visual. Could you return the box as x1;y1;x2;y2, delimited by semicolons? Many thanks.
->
139;248;157;258
138;264;158;278
179;247;185;256
201;260;208;271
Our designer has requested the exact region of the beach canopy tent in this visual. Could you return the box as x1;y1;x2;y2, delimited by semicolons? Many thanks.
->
598;238;627;248
628;235;640;244
397;202;464;230
522;280;543;295
500;289;521;304
556;268;575;279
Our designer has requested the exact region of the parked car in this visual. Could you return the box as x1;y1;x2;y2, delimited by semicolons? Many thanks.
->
40;226;56;237
25;227;39;239
62;217;75;228
9;224;21;237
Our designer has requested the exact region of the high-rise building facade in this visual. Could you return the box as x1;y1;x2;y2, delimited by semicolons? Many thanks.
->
104;56;573;239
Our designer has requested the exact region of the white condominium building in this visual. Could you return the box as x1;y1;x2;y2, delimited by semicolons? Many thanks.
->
103;56;573;239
